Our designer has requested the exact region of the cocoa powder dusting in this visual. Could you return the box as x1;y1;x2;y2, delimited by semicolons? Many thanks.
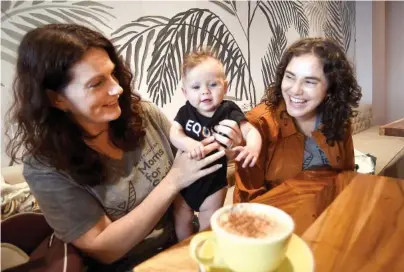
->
218;210;277;238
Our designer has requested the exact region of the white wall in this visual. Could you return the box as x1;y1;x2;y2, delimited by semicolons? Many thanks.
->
386;1;404;123
372;1;386;125
355;1;404;125
355;1;373;105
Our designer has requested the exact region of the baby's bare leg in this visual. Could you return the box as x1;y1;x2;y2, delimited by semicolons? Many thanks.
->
198;187;228;231
173;194;195;241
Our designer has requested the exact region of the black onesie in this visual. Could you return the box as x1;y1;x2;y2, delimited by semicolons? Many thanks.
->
174;100;245;211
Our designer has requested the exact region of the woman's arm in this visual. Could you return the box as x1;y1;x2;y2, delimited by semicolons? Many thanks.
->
233;109;271;203
233;151;268;203
72;174;178;263
73;139;224;264
344;127;355;171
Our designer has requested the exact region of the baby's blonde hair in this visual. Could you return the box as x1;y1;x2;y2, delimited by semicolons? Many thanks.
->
181;48;225;78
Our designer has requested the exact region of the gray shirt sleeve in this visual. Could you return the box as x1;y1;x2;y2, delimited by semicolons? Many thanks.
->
23;161;104;243
142;101;172;140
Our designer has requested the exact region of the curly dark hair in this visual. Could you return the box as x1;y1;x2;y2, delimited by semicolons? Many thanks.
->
264;37;362;145
6;24;145;186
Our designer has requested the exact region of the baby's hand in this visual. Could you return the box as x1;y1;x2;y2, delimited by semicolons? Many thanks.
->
232;146;259;168
187;142;205;160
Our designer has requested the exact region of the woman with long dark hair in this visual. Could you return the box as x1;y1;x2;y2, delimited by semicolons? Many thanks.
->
234;37;362;203
6;24;242;270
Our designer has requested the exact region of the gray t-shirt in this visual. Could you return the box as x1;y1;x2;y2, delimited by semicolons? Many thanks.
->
23;101;175;255
303;114;330;170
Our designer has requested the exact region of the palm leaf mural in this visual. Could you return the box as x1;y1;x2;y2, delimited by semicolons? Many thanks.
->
341;1;355;52
303;1;328;32
111;16;169;92
113;8;254;107
149;8;254;107
256;0;308;91
261;25;287;90
258;0;309;38
1;0;115;64
208;0;237;16
0;0;356;110
324;1;355;52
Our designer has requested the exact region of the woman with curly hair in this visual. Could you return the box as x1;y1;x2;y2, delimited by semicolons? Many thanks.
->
6;24;243;270
233;37;362;203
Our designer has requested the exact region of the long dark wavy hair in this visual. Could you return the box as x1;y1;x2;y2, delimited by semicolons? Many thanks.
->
265;37;362;145
6;24;145;186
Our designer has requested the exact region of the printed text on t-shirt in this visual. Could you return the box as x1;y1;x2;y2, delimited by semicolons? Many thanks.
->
137;147;171;186
185;119;215;138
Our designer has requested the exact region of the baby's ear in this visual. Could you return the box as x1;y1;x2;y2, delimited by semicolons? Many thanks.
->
223;80;229;93
180;80;186;95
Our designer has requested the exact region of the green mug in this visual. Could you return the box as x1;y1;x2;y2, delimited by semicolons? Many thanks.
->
190;203;294;272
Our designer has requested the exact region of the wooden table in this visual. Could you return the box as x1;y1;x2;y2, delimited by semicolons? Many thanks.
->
134;172;404;271
302;173;404;271
249;170;355;235
380;118;404;137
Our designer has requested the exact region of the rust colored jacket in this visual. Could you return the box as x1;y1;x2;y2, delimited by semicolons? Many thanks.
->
233;103;355;203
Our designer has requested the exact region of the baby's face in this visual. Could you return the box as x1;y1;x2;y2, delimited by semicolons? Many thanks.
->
182;58;227;117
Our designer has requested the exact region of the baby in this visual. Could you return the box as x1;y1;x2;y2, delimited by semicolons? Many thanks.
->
170;49;262;241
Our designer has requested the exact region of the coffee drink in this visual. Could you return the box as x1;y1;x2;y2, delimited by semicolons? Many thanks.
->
190;203;295;272
218;207;286;238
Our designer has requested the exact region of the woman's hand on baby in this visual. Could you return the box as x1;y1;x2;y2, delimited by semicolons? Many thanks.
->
213;120;243;150
168;136;225;191
232;146;259;168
